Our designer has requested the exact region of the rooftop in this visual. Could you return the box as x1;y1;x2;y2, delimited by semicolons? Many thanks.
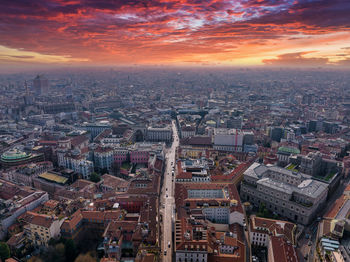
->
38;172;68;184
1;149;31;162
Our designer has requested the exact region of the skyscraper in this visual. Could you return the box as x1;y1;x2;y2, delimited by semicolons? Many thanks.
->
33;75;49;95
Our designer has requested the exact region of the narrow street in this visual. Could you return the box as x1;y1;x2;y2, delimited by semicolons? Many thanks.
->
160;120;179;261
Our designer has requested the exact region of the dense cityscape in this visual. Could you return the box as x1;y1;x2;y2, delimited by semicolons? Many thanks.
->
0;68;349;262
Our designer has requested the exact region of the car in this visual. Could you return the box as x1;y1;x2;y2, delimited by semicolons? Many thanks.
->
308;241;312;246
164;250;167;256
305;234;310;239
166;194;168;197
166;188;168;191
168;241;171;248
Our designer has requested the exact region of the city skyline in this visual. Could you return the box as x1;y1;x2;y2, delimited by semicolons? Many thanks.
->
0;0;350;70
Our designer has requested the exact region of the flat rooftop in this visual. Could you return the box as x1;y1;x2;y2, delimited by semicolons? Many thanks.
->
38;172;68;184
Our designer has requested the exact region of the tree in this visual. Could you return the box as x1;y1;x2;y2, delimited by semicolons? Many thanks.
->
90;172;101;183
65;239;77;262
0;242;10;261
45;243;65;262
74;253;96;262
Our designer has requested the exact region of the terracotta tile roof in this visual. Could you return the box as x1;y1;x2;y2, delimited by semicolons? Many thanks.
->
43;199;59;209
319;219;332;237
137;253;155;262
70;179;95;191
61;210;83;232
250;215;296;245
101;174;129;189
81;210;123;221
324;195;346;219
153;158;163;171
345;184;350;192
7;232;25;247
270;236;298;262
180;136;212;146
5;259;19;262
100;258;117;262
176;172;192;179
28;212;57;228
94;146;114;153
70;135;88;147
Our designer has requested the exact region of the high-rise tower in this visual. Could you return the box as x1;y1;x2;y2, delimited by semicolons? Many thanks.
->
33;75;49;95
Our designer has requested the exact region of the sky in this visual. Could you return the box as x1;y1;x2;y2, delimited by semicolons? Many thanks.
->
0;0;350;69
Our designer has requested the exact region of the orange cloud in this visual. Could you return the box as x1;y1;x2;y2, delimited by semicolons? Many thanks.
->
0;0;349;67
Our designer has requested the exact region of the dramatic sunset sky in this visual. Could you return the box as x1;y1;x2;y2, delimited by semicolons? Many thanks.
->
0;0;350;69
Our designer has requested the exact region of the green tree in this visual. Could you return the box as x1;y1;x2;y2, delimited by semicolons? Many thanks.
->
65;239;77;262
0;242;10;261
90;172;101;183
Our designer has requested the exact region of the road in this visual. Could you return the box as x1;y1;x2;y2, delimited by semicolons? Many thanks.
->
160;120;179;261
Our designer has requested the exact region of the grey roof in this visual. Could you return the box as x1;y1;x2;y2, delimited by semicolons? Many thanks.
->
244;163;328;199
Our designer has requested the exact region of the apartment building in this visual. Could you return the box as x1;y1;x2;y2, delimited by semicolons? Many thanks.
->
27;212;61;247
62;154;93;180
175;183;244;225
176;159;211;183
146;126;172;142
181;125;196;138
249;215;296;247
94;146;114;171
0;180;49;239
175;218;208;262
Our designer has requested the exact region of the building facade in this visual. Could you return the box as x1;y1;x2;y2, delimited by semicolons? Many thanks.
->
240;163;328;225
146;126;172;142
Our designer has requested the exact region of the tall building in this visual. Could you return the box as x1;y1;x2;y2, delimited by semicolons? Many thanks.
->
213;128;243;152
33;75;49;96
270;127;284;142
299;152;322;176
